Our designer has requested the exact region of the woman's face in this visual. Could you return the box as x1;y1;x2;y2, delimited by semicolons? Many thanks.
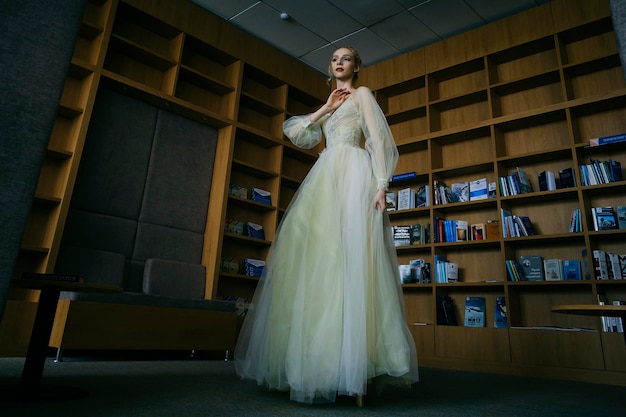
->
330;48;359;81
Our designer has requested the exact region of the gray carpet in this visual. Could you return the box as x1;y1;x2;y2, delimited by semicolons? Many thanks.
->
1;355;625;417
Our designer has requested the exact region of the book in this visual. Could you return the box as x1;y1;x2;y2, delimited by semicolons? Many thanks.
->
397;187;415;210
488;181;497;198
597;294;610;332
538;170;556;191
494;296;508;328
385;192;397;211
589;133;626;147
543;259;563;281
436;295;458;326
563;259;582;281
229;184;248;199
445;262;459;283
616;206;626;229
516;167;533;193
392;225;412;246
519;256;543;281
451;181;469;202
558;167;576;188
592;206;618;231
21;272;84;283
398;264;412;284
613;300;625;332
245;222;265;240
609;160;623;182
592;250;609;280
469;178;488;201
608;252;626;280
244;258;265;277
464;296;486;327
409;259;431;283
410;223;427;245
471;223;485;240
505;259;524;281
516;215;536;236
455;220;468;241
500;208;512;237
416;184;430;207
391;171;417;182
251;187;272;205
486;220;500;239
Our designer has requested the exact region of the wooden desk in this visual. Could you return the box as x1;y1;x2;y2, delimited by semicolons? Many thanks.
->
3;278;121;402
552;304;626;345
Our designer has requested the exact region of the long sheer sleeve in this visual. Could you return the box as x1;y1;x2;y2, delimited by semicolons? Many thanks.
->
283;115;323;149
356;87;398;190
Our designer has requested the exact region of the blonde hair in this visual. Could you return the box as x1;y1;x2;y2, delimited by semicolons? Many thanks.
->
327;46;362;86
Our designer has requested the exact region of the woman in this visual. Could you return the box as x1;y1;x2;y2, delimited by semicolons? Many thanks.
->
234;46;419;406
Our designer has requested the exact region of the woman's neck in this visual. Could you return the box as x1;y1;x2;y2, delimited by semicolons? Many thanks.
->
336;79;354;91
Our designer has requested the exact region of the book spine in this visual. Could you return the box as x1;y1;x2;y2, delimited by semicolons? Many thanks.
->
589;133;626;147
391;171;417;182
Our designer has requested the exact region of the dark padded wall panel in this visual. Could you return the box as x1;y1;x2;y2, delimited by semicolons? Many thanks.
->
70;88;157;219
132;223;204;264
62;209;138;258
143;259;206;299
57;86;217;292
55;245;127;287
0;0;86;315
139;110;217;233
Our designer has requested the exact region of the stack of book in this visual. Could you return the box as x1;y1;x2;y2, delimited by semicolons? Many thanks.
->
580;159;622;185
592;250;626;280
499;167;533;196
434;255;458;283
500;209;536;237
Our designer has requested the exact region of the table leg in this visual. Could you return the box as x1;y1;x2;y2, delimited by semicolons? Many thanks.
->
20;287;60;390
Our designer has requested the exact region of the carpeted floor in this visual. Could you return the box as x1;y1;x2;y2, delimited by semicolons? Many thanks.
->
1;354;625;417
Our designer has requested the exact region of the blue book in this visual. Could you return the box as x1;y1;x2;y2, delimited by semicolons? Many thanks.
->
563;259;582;281
494;296;508;328
464;296;486;327
391;171;417;182
589;133;626;147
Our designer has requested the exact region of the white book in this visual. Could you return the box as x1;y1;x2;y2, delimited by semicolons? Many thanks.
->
608;252;625;280
397;187;415;211
446;262;459;282
543;259;563;281
469;178;488;201
593;250;609;280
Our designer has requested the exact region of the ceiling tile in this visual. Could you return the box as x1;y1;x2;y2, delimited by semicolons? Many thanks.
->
230;2;327;56
300;44;337;76
333;29;399;68
189;0;258;20
369;10;439;53
410;0;484;38
328;0;405;26
465;0;538;22
264;0;362;41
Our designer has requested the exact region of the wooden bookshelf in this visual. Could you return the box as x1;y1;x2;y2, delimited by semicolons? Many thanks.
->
7;0;326;354
8;0;626;387
360;0;626;385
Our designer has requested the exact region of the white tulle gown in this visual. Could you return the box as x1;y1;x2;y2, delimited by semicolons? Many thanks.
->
234;86;419;404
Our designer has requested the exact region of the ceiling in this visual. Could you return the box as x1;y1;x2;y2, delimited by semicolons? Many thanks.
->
189;0;551;75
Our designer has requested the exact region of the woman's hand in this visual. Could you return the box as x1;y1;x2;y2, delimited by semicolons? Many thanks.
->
310;88;351;123
373;188;387;214
325;88;351;112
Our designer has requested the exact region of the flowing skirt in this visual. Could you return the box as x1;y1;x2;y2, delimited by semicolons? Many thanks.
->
234;143;418;403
